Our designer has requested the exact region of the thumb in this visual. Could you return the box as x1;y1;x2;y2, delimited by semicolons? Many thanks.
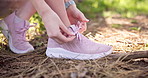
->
78;13;89;22
60;24;75;36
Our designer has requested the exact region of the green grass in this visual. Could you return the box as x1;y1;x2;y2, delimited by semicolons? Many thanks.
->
131;20;138;24
0;27;3;31
112;24;122;28
129;27;141;31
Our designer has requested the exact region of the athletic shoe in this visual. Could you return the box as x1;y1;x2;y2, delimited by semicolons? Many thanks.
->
46;23;112;60
0;11;35;54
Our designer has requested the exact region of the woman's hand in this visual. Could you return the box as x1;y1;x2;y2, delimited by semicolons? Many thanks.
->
67;5;89;33
42;11;75;44
31;0;75;44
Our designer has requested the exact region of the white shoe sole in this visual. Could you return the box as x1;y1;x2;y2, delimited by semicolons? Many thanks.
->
0;20;34;54
46;47;112;60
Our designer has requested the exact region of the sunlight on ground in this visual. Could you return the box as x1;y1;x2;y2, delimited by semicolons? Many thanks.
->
86;28;148;53
85;16;148;53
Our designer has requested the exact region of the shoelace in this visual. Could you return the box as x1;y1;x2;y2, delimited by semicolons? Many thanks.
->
69;25;82;41
16;21;37;41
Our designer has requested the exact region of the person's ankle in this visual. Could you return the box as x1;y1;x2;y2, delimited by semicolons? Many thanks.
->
14;13;24;23
16;10;29;20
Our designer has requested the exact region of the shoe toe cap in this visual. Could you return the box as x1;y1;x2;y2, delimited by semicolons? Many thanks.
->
12;43;34;54
97;45;112;53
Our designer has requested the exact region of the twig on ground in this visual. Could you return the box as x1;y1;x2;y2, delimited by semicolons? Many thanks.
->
108;50;148;61
50;59;64;77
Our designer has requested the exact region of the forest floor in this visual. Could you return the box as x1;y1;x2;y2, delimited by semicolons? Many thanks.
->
0;15;148;78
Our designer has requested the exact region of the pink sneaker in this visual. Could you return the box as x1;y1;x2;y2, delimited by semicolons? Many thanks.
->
0;12;34;54
46;24;112;60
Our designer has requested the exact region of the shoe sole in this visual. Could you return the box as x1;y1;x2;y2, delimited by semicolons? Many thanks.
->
46;47;112;60
0;20;34;54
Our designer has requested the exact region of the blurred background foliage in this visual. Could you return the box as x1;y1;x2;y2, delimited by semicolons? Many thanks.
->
30;0;148;31
77;0;148;18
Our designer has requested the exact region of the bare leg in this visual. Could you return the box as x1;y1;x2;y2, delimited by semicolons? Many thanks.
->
45;0;71;27
15;0;70;25
15;1;36;20
31;0;75;43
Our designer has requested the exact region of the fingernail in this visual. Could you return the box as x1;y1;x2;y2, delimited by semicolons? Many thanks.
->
83;19;89;22
85;19;89;22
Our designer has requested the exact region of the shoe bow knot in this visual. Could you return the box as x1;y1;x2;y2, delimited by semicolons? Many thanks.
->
69;25;82;41
16;21;37;41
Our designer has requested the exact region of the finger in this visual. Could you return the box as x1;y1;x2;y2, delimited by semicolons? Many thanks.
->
52;37;64;44
78;13;89;22
79;25;86;33
52;33;75;44
77;21;86;29
48;32;64;44
81;22;87;31
60;24;75;36
77;22;87;33
57;32;75;43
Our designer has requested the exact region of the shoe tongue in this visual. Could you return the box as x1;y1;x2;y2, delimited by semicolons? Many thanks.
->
14;15;29;30
14;15;24;23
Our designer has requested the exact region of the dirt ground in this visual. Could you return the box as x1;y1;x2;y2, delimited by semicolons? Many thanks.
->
0;15;148;78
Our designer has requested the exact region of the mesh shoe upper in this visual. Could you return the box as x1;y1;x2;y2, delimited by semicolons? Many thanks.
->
4;12;34;51
47;24;112;54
